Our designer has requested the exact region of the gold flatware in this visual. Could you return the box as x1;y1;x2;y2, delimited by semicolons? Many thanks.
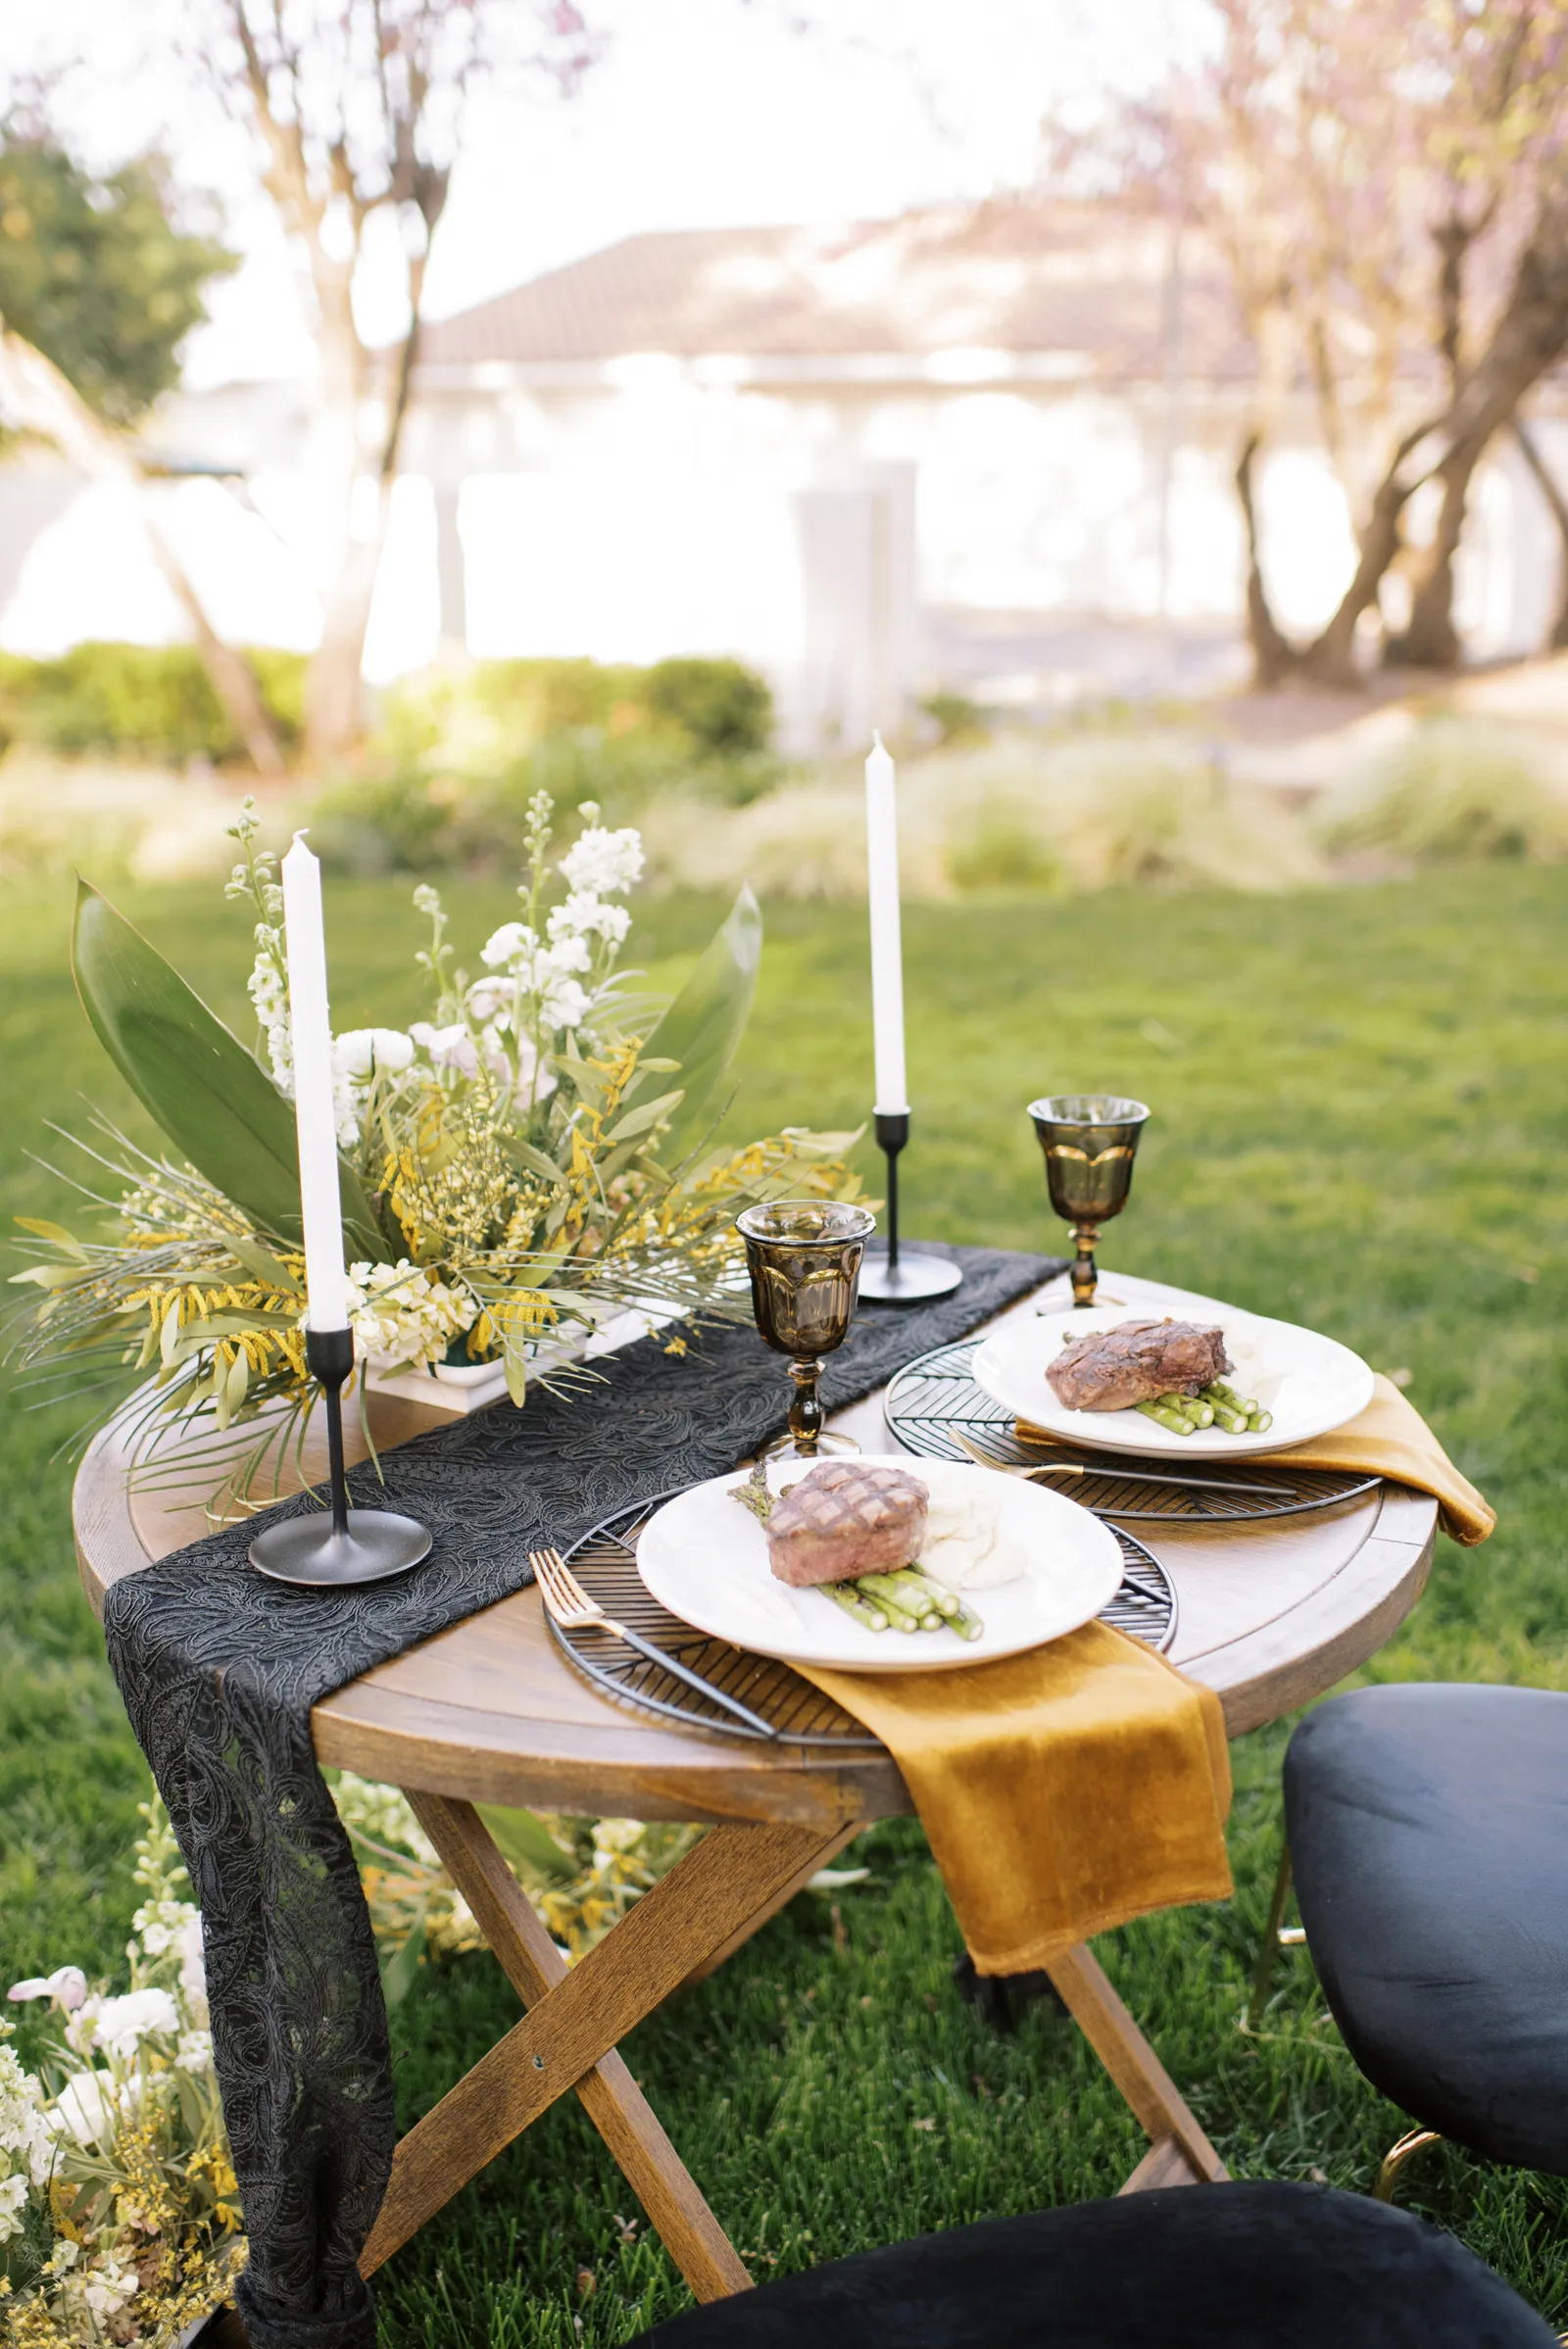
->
529;1545;779;1737
951;1429;1295;1499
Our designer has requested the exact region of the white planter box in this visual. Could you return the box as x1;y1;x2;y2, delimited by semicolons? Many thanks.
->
363;1305;674;1416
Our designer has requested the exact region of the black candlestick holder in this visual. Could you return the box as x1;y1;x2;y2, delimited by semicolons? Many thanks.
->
857;1110;962;1304
248;1327;433;1588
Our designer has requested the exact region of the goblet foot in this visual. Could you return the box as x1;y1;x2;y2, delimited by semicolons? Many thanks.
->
1069;1224;1101;1309
760;1428;860;1462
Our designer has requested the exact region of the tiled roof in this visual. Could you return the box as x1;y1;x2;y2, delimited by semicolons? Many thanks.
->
418;201;1254;381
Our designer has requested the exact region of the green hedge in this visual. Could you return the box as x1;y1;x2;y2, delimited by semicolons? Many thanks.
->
0;643;305;764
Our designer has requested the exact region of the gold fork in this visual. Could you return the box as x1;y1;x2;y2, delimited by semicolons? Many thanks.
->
528;1546;779;1737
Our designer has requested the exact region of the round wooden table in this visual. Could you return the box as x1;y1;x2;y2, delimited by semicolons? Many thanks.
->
74;1269;1436;2320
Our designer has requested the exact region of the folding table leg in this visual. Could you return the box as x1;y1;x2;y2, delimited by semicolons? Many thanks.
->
359;1792;854;2295
1041;1942;1228;2189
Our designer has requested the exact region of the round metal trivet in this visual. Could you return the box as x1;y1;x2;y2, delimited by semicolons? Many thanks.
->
884;1338;1382;1523
547;1488;1177;1744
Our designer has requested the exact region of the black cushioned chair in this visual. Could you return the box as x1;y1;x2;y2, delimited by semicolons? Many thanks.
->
635;2182;1555;2349
1283;1683;1568;2189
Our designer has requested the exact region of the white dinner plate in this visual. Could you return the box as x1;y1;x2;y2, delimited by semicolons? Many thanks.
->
634;1456;1124;1674
972;1302;1375;1459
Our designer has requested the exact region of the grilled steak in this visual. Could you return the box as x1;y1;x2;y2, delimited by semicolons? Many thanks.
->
764;1459;929;1587
1047;1318;1230;1413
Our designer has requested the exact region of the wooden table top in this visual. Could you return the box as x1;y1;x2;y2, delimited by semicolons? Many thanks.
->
74;1271;1437;1833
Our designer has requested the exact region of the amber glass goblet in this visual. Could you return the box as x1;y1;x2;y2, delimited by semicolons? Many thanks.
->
736;1199;877;1457
1027;1094;1151;1309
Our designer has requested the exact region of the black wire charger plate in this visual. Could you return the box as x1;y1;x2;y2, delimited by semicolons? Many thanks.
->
550;1486;1177;1747
883;1338;1382;1523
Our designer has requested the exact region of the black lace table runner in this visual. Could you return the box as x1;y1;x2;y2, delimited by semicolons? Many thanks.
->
102;1244;1059;2349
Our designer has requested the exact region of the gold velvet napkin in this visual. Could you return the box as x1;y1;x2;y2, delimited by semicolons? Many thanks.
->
1019;1372;1495;1547
799;1622;1233;1976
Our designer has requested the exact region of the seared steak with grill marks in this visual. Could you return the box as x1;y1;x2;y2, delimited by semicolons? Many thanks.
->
764;1459;930;1587
1047;1318;1230;1413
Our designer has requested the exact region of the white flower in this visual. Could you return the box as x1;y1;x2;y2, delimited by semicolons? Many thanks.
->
8;1966;87;2012
0;2034;52;2186
342;1260;477;1373
466;978;506;1022
0;2171;27;2243
549;892;630;948
175;2029;213;2076
131;1897;197;1962
540;975;590;1031
560;824;644;896
49;2071;120;2149
510;1032;558;1105
334;1027;415;1080
92;1988;178;2061
410;1020;478;1077
82;2260;137;2322
178;1915;208;2027
481;920;530;968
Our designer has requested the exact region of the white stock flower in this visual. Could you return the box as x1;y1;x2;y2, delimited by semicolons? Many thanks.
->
540;975;590;1032
8;1966;87;2012
91;1988;178;2061
410;1020;478;1076
335;1027;415;1079
481;920;529;968
559;824;644;896
0;2171;26;2242
343;1260;477;1372
549;892;630;948
0;2033;52;2186
177;1915;208;2027
175;2029;213;2076
131;1897;197;1962
250;954;293;1097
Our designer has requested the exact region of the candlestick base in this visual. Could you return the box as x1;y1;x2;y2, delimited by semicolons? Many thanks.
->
249;1507;433;1588
858;1247;963;1304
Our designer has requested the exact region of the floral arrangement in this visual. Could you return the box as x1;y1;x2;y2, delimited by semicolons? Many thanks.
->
7;791;867;1498
0;1785;711;2344
1;1803;239;2347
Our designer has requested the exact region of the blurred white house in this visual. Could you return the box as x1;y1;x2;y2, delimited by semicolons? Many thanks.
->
3;198;1566;748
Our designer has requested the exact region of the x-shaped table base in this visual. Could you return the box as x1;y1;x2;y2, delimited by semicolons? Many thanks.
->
355;1794;1225;2302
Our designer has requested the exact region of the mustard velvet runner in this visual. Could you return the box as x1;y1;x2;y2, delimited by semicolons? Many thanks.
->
1020;1373;1495;1548
800;1622;1233;1976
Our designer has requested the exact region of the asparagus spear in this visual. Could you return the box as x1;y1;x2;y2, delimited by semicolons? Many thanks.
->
823;1583;889;1633
858;1570;944;1627
1158;1391;1214;1428
948;1596;985;1640
896;1568;962;1620
1248;1408;1273;1433
1137;1396;1198;1436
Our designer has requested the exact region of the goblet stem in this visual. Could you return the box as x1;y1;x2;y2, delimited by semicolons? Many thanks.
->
787;1356;824;1452
1069;1222;1101;1309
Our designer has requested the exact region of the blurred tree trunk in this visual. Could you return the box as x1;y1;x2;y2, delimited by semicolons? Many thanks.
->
1512;416;1568;651
1387;226;1568;670
0;323;284;773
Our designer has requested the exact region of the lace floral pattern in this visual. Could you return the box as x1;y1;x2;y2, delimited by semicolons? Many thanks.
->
102;1248;1055;2348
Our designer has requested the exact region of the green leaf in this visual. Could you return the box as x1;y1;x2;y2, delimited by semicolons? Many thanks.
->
72;880;387;1260
648;885;762;1164
502;1322;528;1406
604;1089;684;1147
503;1139;569;1189
15;1217;87;1257
222;1232;297;1291
474;1803;578;1883
378;1916;426;2010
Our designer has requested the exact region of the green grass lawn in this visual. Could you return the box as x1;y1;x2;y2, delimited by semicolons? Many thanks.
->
4;861;1568;2342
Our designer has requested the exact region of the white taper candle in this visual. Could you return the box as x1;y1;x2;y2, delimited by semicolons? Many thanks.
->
864;730;908;1115
280;833;349;1333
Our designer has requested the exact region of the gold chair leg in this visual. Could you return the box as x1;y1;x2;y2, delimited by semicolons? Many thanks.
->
1373;2128;1444;2202
1246;1839;1296;2031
